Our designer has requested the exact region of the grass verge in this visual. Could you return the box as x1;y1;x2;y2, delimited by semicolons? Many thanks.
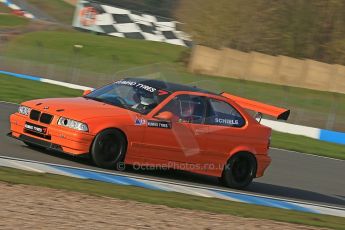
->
2;30;345;131
272;131;345;160
0;4;11;13
0;74;81;103
0;14;29;27
0;73;344;160
0;167;344;229
4;31;187;72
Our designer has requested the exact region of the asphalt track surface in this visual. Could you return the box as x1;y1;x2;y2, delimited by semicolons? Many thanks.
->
1;102;344;208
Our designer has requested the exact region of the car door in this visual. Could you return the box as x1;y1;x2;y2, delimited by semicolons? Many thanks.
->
203;97;247;166
139;94;209;164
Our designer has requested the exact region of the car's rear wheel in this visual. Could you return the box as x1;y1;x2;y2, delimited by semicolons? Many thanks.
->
90;129;127;170
220;152;257;189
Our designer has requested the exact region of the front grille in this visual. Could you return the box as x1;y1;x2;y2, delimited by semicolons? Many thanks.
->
29;110;40;121
29;110;54;124
40;113;53;124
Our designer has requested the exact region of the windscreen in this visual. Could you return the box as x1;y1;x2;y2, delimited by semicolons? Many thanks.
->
85;79;170;114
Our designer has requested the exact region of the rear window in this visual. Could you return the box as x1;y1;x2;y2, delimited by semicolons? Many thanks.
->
205;98;245;127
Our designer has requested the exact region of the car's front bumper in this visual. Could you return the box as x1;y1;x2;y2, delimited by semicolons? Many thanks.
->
8;132;66;153
9;113;95;155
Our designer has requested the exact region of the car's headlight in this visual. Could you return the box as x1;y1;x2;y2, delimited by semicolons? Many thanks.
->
57;117;88;132
18;105;31;116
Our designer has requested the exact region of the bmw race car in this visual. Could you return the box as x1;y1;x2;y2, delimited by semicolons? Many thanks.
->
8;78;290;188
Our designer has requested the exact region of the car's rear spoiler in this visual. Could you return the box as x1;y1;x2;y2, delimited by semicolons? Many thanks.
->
221;92;290;120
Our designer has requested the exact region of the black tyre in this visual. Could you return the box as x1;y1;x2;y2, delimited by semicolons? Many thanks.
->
90;129;127;169
23;141;45;150
220;152;257;189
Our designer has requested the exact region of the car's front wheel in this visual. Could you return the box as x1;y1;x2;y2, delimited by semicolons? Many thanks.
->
90;129;127;169
220;152;257;189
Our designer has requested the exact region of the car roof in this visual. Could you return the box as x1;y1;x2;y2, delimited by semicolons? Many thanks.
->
125;78;218;95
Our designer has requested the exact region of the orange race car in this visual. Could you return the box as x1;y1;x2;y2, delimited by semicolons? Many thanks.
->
8;78;289;188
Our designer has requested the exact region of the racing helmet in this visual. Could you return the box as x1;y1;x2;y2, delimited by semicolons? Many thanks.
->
140;95;155;106
180;100;196;117
134;87;157;109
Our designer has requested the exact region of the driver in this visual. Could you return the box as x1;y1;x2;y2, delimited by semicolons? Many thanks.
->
179;100;196;123
160;98;198;123
132;89;157;113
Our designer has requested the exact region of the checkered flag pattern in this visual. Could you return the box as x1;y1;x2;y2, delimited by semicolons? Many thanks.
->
74;0;192;47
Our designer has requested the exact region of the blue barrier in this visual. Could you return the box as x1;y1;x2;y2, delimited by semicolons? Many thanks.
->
0;70;42;82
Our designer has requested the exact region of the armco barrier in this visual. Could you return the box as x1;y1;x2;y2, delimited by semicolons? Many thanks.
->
0;70;93;91
319;129;345;145
1;70;344;145
0;0;35;19
261;119;345;145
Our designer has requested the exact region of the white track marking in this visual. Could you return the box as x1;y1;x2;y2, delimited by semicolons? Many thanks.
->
0;158;44;173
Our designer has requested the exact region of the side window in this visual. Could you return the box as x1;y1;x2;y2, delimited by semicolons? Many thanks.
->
205;98;245;127
157;95;206;124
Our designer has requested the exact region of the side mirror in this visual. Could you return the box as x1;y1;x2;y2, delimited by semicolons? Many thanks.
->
154;111;173;121
83;89;92;96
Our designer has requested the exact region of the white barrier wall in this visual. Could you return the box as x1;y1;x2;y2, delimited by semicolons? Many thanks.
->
261;119;345;145
261;119;320;139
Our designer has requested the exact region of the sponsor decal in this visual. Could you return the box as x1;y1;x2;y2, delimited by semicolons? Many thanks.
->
158;90;169;95
147;120;171;129
214;118;239;126
135;117;146;126
115;80;156;93
79;6;98;27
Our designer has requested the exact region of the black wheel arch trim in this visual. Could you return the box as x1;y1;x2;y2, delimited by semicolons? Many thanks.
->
89;127;128;153
224;151;258;176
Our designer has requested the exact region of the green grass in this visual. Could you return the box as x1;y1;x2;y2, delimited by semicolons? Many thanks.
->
0;4;11;13
4;31;187;73
0;74;81;103
2;30;345;131
0;167;344;229
25;0;74;25
172;71;345;114
272;131;345;160
0;14;29;27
